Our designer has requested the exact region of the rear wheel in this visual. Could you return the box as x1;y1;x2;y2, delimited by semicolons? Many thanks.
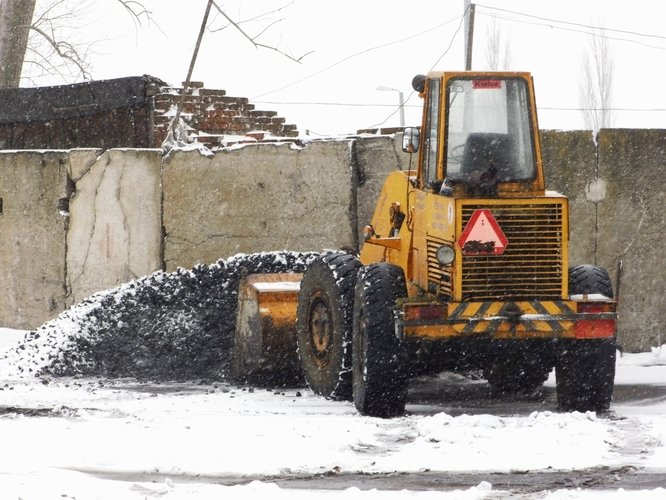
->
296;253;361;400
556;338;616;412
352;263;408;418
569;264;613;298
556;265;616;412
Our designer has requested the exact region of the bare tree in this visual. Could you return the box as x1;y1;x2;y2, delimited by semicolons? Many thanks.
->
579;29;615;131
0;0;38;88
0;0;307;89
0;0;152;88
484;14;511;71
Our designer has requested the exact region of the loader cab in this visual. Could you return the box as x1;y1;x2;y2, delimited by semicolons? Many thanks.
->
406;71;546;197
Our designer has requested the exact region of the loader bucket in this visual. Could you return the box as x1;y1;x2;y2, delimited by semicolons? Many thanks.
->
232;273;304;385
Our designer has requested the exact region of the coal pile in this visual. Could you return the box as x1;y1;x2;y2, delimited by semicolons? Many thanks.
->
8;252;319;380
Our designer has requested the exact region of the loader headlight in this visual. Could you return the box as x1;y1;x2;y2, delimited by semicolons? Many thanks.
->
436;245;455;266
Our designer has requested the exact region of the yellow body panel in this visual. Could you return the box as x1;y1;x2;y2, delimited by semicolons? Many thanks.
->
410;189;457;294
359;170;413;275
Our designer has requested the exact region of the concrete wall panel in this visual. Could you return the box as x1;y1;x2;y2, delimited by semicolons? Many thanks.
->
597;129;666;351
162;141;356;270
0;151;69;328
66;149;162;303
540;130;599;267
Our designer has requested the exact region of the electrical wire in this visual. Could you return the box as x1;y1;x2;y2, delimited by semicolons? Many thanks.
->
251;14;463;100
250;3;666;132
541;107;666;112
429;6;470;70
476;11;666;51
475;4;666;42
255;101;421;108
368;7;469;129
255;100;666;113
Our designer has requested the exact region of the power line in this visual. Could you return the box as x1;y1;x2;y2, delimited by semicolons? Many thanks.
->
370;9;469;129
255;100;421;108
251;14;463;100
256;99;666;113
476;4;666;42
251;4;666;132
476;11;666;51
430;8;469;70
541;106;666;112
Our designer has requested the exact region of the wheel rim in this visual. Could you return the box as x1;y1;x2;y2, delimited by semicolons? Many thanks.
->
308;293;333;367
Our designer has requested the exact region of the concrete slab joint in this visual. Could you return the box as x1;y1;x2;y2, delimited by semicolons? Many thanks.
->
585;178;607;202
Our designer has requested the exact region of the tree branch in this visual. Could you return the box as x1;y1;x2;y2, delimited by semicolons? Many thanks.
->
209;1;311;63
115;0;153;28
29;24;91;80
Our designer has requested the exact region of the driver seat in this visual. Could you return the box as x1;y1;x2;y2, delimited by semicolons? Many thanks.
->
460;133;514;179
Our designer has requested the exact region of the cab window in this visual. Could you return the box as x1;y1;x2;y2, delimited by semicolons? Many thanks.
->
444;78;537;183
422;78;441;188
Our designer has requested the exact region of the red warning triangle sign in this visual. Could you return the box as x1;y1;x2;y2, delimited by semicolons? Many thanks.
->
458;209;508;255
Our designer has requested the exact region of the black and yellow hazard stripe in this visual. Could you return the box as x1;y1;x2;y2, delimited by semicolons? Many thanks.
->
447;300;576;335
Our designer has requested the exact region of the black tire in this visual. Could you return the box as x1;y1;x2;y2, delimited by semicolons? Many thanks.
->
352;263;408;418
556;338;616;412
569;264;613;298
486;342;552;398
296;253;361;400
556;264;616;412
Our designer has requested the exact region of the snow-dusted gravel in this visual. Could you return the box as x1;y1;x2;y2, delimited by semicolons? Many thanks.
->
3;251;318;379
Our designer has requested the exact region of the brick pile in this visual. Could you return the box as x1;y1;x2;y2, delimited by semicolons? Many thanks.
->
153;81;299;147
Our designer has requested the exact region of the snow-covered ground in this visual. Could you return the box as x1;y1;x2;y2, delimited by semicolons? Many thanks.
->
2;327;666;499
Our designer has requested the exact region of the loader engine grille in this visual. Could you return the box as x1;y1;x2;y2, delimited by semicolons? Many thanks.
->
460;202;565;300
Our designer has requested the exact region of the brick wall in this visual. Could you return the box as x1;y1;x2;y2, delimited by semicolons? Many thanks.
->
153;82;298;147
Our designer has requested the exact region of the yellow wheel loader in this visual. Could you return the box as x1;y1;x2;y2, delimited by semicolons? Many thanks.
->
233;71;617;417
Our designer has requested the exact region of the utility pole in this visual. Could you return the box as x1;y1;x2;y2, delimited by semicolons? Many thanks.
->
464;0;476;71
170;0;213;136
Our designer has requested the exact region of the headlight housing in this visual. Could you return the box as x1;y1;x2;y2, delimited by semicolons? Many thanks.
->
436;245;455;266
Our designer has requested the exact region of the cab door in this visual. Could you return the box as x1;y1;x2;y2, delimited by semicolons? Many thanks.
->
411;76;445;293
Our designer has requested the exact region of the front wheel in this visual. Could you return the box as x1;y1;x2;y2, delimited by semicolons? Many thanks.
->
556;264;616;412
352;263;408;418
296;253;361;400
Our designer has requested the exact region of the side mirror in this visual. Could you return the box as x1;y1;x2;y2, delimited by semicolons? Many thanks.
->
402;127;420;153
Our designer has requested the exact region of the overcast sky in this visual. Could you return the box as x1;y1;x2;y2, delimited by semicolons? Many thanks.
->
31;0;666;136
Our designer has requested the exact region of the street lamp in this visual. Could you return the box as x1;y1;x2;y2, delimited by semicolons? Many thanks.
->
376;85;405;128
